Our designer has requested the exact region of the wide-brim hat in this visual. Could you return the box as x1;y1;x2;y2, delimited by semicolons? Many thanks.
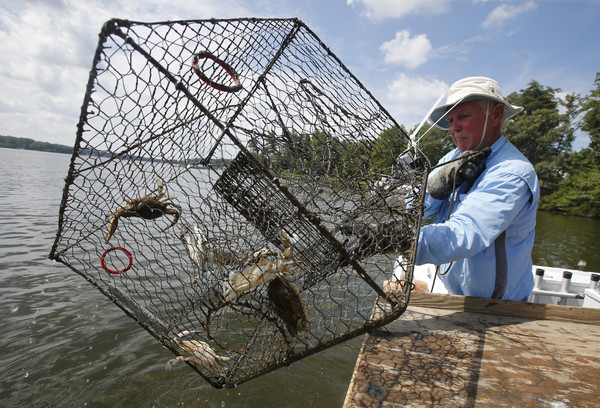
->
429;76;524;130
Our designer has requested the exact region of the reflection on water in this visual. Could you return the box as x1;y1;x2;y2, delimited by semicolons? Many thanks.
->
1;148;599;407
533;210;600;271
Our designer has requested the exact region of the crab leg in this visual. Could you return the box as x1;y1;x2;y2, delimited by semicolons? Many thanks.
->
105;214;119;243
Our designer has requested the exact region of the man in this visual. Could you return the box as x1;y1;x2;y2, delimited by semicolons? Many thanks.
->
415;76;539;301
343;77;539;301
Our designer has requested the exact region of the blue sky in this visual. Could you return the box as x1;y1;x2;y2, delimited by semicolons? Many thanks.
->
0;0;598;149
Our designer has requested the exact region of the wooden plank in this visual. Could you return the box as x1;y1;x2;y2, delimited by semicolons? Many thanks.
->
409;291;600;325
343;295;600;407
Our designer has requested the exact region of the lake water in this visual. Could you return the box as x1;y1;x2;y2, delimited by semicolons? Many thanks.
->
1;147;599;407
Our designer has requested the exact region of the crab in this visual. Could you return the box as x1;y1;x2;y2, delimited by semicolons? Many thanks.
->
180;224;238;269
223;230;303;301
165;330;231;371
268;272;309;337
105;181;181;243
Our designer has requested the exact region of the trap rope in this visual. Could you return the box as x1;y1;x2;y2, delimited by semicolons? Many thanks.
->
49;17;427;389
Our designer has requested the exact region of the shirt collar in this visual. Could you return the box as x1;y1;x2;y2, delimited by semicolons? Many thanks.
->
488;134;507;161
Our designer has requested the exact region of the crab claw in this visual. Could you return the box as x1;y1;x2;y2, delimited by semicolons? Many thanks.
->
158;208;181;233
167;208;180;227
165;356;184;370
105;215;119;244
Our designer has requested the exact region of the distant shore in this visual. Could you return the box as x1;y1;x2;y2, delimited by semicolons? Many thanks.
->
0;135;72;154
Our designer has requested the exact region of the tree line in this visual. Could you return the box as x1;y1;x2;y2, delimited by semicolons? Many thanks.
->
0;135;72;154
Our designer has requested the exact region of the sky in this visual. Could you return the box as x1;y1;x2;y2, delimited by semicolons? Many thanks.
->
0;0;598;150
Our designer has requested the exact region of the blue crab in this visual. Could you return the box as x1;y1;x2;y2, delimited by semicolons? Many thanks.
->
105;181;181;243
223;230;301;300
180;224;237;269
268;272;309;337
165;331;231;371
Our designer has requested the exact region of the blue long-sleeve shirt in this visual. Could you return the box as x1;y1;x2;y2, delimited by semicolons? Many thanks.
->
415;135;540;301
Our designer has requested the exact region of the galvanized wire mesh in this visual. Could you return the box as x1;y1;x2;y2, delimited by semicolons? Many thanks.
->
49;18;427;388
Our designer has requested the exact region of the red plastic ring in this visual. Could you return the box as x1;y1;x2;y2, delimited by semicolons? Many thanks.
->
101;247;133;274
192;51;242;93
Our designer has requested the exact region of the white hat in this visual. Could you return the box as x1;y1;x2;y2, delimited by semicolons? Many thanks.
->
429;76;524;130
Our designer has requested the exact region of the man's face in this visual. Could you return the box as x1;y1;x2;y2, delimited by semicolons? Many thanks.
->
446;100;487;152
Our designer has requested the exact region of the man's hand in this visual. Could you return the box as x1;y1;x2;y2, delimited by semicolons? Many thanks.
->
338;220;411;261
427;147;491;200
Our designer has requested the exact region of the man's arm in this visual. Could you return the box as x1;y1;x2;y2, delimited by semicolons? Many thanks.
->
416;172;533;265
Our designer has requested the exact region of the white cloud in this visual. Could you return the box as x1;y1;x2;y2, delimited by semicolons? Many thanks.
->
384;73;448;128
347;0;449;21
481;0;537;29
380;30;432;70
0;0;256;145
0;2;107;144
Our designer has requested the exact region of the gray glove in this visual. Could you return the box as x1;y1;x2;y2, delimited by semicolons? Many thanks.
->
339;220;411;261
427;147;491;200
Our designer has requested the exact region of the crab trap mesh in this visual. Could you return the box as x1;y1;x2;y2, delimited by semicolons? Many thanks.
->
49;18;428;388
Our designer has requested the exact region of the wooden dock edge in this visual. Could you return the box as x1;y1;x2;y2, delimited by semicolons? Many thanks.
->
343;292;600;408
408;291;600;325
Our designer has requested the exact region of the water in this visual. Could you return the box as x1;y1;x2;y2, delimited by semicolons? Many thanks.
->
1;147;599;407
532;210;600;271
0;148;360;408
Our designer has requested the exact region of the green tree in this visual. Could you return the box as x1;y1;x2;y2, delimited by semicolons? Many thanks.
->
368;125;409;175
505;81;560;164
538;73;600;217
409;123;454;165
581;72;600;154
505;80;575;195
541;149;600;217
309;131;336;176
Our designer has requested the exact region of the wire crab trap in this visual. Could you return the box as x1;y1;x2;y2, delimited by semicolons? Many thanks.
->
49;18;428;388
